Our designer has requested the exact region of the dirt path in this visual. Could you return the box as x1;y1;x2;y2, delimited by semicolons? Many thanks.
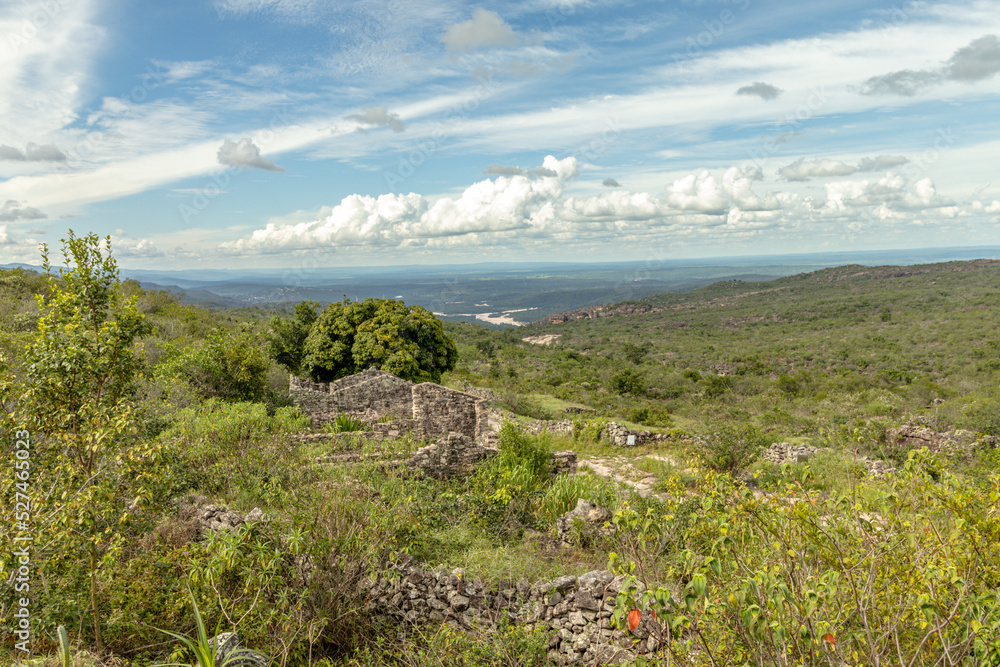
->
578;454;679;500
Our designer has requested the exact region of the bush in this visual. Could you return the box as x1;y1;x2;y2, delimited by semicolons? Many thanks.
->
696;423;769;473
609;368;645;396
167;328;270;402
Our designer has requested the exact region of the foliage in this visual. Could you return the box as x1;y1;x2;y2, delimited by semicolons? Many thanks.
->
606;455;1000;666
267;300;319;375
696;423;769;473
165;327;270;402
302;298;457;383
326;413;369;433
0;231;157;651
609;368;645;396
472;423;553;536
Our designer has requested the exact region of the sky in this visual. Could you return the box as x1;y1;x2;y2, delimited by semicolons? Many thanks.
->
1;0;999;270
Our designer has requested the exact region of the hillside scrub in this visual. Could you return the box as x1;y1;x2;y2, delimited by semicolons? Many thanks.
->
3;257;1000;665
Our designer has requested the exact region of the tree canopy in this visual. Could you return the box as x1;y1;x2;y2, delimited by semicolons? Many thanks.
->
297;298;457;383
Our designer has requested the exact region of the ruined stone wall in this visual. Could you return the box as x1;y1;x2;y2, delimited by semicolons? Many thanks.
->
291;371;492;443
411;383;486;443
328;370;414;419
366;557;653;665
288;376;339;427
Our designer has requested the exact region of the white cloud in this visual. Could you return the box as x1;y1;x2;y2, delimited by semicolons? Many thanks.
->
442;9;521;53
217;138;285;172
223;156;578;253
345;107;405;133
823;173;953;213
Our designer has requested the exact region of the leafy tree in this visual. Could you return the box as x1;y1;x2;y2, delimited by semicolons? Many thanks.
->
301;298;457;383
267;300;319;375
1;232;157;651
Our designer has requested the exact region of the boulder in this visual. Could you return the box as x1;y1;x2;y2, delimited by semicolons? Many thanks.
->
557;499;613;546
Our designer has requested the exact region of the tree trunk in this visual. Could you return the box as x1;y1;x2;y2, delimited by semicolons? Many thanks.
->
89;544;103;653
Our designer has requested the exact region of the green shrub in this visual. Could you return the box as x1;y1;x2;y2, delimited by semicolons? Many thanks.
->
609;368;645;396
164;328;270;403
696;423;769;473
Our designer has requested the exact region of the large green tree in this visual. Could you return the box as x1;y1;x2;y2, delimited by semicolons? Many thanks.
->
300;298;457;383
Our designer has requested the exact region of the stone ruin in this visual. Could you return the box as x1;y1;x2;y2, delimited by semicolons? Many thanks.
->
365;554;662;665
290;368;491;444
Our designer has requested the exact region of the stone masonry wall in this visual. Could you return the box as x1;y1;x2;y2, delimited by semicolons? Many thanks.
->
411;383;487;443
366;556;654;665
290;370;490;443
328;369;414;421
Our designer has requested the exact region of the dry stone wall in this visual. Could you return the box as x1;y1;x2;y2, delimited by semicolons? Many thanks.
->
366;555;655;665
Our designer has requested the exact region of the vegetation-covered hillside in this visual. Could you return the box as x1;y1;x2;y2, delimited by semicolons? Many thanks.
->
2;241;999;666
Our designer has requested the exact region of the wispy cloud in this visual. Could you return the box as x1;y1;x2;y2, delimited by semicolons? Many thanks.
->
859;34;1000;96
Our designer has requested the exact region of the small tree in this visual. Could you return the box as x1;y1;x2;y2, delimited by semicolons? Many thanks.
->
301;298;457;383
4;231;156;651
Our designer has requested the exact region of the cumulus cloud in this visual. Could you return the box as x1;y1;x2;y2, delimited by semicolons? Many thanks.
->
824;173;953;212
217;138;285;172
442;8;520;53
112;237;164;258
602;178;621;187
779;155;909;181
345;106;405;133
223;156;579;253
0;225;11;245
0;200;47;222
736;82;783;101
0;143;67;162
859;34;1000;95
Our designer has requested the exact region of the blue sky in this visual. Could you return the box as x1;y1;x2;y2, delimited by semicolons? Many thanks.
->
1;0;999;269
